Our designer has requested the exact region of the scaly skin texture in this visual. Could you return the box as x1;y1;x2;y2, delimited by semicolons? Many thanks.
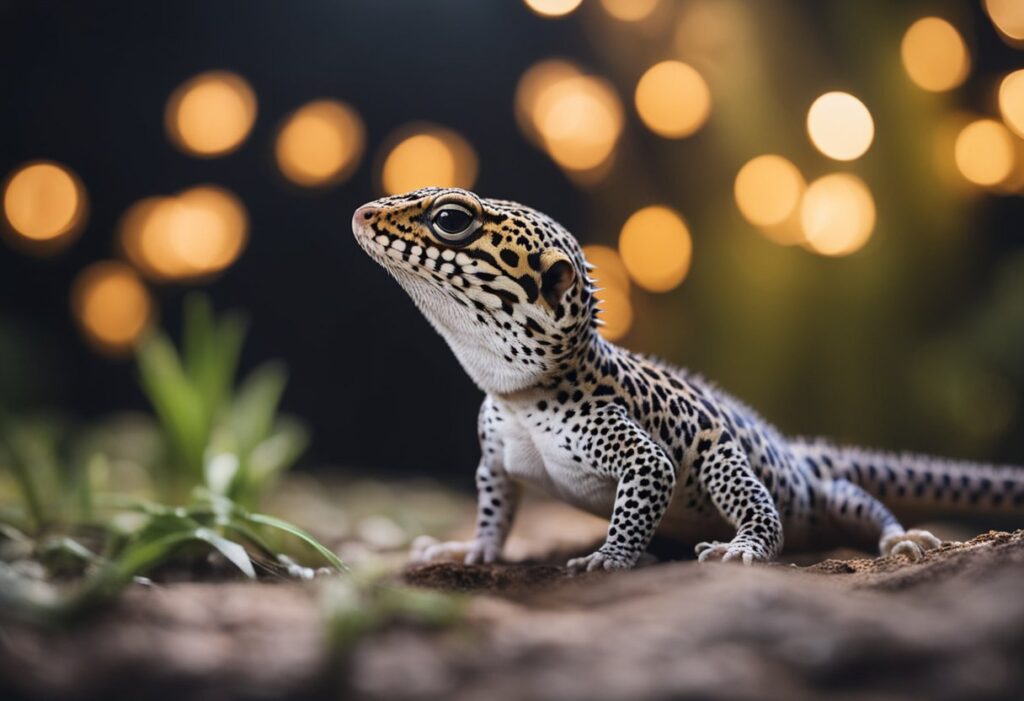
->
352;188;1024;570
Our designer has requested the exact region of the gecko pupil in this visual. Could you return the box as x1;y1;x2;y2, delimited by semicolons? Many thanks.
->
434;207;473;235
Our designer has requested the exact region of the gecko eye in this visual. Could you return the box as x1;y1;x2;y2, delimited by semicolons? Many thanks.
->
430;204;478;242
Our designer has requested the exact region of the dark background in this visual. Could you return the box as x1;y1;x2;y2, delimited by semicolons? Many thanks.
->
2;0;1023;487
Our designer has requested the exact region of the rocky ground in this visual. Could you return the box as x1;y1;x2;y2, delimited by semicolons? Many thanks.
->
2;498;1023;701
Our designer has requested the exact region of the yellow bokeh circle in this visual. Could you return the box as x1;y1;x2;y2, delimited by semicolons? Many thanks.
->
379;125;478;195
954;119;1016;187
71;261;153;354
524;0;583;18
276;100;365;187
901;17;970;92
618;206;693;292
800;174;876;257
635;61;711;139
806;92;874;161
998;70;1024;139
166;71;256;157
3;161;87;251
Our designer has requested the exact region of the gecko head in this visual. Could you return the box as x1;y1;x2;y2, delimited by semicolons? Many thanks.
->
352;187;599;394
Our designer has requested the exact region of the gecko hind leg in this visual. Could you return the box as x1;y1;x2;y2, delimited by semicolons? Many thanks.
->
826;479;941;561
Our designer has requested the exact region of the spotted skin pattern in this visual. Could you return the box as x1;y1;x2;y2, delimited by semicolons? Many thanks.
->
353;188;1024;570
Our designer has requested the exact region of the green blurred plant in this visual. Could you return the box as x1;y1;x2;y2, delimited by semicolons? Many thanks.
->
323;566;465;650
138;295;308;507
0;295;345;623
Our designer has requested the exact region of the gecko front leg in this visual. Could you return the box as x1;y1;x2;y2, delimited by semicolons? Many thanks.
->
692;430;784;564
567;409;677;572
411;396;521;565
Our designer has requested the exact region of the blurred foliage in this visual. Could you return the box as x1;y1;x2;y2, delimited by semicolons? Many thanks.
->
323;566;465;650
574;0;1021;465
0;295;343;624
138;295;308;507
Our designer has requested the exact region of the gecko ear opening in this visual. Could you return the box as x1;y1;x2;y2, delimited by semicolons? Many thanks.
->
540;252;576;310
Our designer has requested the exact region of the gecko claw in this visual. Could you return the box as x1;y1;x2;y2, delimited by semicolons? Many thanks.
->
695;539;766;565
566;549;635;573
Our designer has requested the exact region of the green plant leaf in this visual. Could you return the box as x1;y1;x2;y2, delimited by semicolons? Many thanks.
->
0;416;65;530
41;536;103;564
232;417;308;506
136;331;208;483
246;512;346;572
222;521;281;561
231;362;288;455
194;527;255;578
183;295;247;422
183;294;216;383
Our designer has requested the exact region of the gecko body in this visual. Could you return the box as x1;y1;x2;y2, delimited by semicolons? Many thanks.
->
352;188;1024;570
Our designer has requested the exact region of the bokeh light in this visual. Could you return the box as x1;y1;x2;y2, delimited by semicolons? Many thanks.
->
618;206;692;292
523;0;582;18
534;75;624;173
635;61;711;139
600;0;659;22
276;100;365;187
985;0;1024;41
900;18;970;92
165;71;256;157
583;244;633;341
954;119;1016;187
516;62;625;178
734;155;806;241
515;59;582;146
806;92;874;161
3;161;87;251
800;174;876;257
71;261;153;355
998;70;1024;139
121;186;248;281
379;126;478;195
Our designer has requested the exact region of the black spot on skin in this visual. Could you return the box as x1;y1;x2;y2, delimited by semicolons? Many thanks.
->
517;274;539;303
500;249;520;268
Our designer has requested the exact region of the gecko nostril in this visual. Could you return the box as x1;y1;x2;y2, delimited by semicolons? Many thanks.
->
352;204;379;232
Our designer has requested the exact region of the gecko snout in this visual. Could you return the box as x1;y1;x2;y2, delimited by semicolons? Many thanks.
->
352;204;379;236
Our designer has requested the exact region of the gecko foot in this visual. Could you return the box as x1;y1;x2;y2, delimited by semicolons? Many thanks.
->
409;536;501;565
695;539;768;565
880;529;941;561
566;548;636;573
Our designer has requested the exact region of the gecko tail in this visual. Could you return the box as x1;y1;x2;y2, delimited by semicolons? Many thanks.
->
791;439;1024;522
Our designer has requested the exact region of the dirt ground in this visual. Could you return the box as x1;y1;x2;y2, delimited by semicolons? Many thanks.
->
2;503;1023;701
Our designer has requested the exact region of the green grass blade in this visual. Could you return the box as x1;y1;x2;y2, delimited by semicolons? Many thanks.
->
183;295;248;420
223;521;281;560
0;435;45;531
246;512;346;572
136;332;208;482
0;417;65;530
79;528;199;603
233;418;308;506
194;527;255;578
231;362;288;455
183;294;215;384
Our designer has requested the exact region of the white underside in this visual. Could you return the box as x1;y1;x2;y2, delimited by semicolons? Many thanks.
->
497;397;734;544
